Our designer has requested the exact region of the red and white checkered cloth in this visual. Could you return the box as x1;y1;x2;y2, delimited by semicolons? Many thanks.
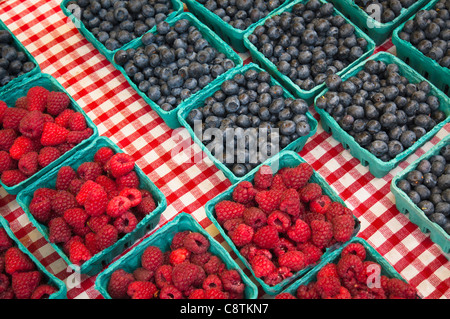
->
0;0;448;299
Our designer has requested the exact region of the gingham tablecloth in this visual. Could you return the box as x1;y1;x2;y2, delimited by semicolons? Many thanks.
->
0;0;448;300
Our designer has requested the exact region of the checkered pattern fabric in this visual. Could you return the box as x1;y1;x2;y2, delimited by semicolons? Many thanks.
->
0;0;448;299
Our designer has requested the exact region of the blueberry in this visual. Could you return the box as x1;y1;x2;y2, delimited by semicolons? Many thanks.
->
408;190;421;205
429;212;447;226
435;202;450;217
397;179;411;193
419;200;435;215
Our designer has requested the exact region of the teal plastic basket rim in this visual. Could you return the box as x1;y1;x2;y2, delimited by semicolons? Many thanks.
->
313;51;450;177
0;19;40;94
177;62;318;184
0;72;99;195
95;212;259;299
204;150;361;295
242;0;376;99
278;236;421;298
60;0;184;62
0;216;67;299
392;0;450;79
112;11;243;126
391;135;450;245
16;136;167;274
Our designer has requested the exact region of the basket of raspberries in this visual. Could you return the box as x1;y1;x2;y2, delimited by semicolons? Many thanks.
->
95;213;258;299
0;73;97;194
0;218;66;299
275;238;419;299
205;150;360;295
16;136;166;275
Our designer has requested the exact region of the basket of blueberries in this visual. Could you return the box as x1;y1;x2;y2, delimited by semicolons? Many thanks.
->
0;19;39;94
111;13;243;129
393;0;450;96
178;62;318;184
391;134;450;255
314;52;450;178
61;0;184;63
243;0;376;104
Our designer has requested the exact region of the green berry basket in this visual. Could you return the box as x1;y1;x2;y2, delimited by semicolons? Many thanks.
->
390;134;450;255
0;72;98;195
278;236;422;299
111;12;243;129
183;0;293;52
177;62;318;185
0;19;40;96
95;212;259;299
60;0;184;64
392;0;450;96
330;0;430;45
16;136;167;276
314;52;450;178
0;215;67;299
242;0;376;105
204;150;361;295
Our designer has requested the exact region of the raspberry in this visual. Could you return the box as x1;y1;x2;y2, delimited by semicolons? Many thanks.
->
0;100;7;121
11;271;41;299
203;256;225;275
30;284;58;299
0;129;17;151
183;232;210;254
243;207;267;229
127;281;158;299
267;210;291;233
96;175;117;195
326;286;352;299
69;241;92;265
190;251;212;267
325;202;351;222
133;267;154;282
223;218;243;233
9;136;35;160
270;174;287;191
18;110;45;139
232;181;257;204
115;170;140;190
230;223;254;247
69;178;84;195
2;107;28;131
56;142;74;155
172;262;205;292
356;260;380;284
67;112;87;131
27;86;49;112
1;169;27;186
188;289;206;299
337;254;364;280
252;225;279;249
264;266;292;286
84;232;99;255
303;212;326;225
33;187;57;201
154;265;173;288
278;250;305;272
54;109;74;128
273;238;296;257
281;163;313;190
84;186;108;216
54;166;76;191
18;151;38;176
75;180;100;205
160;285;183;299
296;282;319;299
214;200;245;224
332;214;355;242
77;162;103;181
341;243;366;261
255;190;282;214
141;246;164;272
287;218;311;243
40;122;69;146
276;292;296;299
109;153;135;178
63;235;83;254
0;288;14;299
310;220;333;249
310;195;332;214
298;242;323;266
107;196;132;218
51;190;78;216
88;215;111;233
119;188;142;207
37;147;61;167
0;229;12;253
315;275;341;298
299;183;322;202
94;147;114;167
203;274;223;291
253;165;273;189
48;217;72;243
220;269;243;294
316;263;339;281
113;212;138;233
250;255;276;278
66;128;93;144
135;196;157;215
95;224;118;251
169;247;191;266
63;208;88;229
205;288;228;299
46;91;70;116
386;278;416;299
